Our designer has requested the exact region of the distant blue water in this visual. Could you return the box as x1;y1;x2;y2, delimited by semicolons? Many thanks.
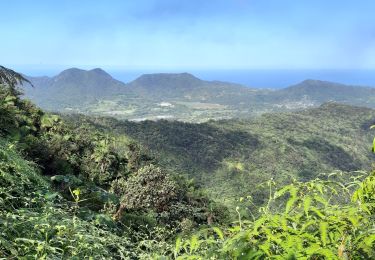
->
19;68;375;89
189;70;375;89
103;69;375;89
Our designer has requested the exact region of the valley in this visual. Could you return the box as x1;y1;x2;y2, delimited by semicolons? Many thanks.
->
72;103;375;209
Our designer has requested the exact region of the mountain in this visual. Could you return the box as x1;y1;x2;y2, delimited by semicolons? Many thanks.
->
128;72;203;97
23;68;375;121
270;79;375;107
24;68;132;111
24;69;263;120
72;103;375;206
127;72;255;99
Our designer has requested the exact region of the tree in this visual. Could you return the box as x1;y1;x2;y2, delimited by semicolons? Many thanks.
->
0;66;36;136
0;65;32;95
113;165;179;220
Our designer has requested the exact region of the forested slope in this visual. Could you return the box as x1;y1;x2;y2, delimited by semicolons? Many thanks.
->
82;103;375;206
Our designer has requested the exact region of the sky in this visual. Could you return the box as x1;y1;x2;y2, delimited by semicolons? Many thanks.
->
1;0;375;71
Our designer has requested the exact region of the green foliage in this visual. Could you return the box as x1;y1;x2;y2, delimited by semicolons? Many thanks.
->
114;165;179;213
112;165;218;226
85;103;375;210
0;65;31;95
176;175;375;259
0;139;136;258
0;84;43;139
1;203;137;258
352;172;375;213
0;139;47;210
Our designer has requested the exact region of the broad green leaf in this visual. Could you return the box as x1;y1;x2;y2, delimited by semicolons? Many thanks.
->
175;236;182;258
189;235;199;253
212;227;224;240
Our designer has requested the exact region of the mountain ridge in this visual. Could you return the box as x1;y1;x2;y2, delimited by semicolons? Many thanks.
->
26;67;370;94
24;68;130;110
23;67;375;121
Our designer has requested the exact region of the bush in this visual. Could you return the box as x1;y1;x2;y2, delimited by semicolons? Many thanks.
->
175;174;375;259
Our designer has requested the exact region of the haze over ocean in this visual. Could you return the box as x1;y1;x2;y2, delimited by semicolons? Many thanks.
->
179;69;375;88
19;68;375;89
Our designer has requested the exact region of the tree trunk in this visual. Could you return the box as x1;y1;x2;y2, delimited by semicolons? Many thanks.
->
207;213;214;225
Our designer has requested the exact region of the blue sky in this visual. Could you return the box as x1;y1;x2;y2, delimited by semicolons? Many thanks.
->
1;0;375;70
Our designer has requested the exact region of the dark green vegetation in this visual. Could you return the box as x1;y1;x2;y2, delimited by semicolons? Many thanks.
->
77;103;375;209
25;68;375;122
3;66;375;258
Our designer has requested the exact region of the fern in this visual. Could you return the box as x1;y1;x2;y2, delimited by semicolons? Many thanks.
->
176;175;375;259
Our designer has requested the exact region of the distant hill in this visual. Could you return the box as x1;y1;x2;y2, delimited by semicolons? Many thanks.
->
128;72;204;97
70;103;375;206
127;72;255;99
24;68;132;111
270;79;375;106
23;68;375;121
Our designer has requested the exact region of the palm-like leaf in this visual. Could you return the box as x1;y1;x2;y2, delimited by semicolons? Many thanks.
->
0;65;32;88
